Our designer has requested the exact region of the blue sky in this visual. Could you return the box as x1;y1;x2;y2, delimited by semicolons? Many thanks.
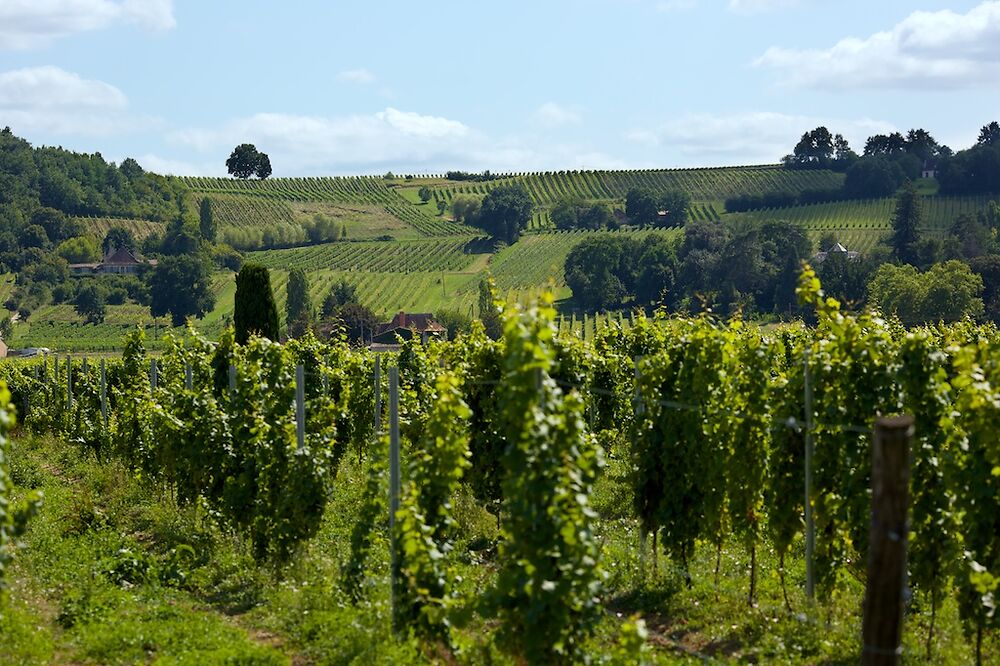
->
0;0;997;176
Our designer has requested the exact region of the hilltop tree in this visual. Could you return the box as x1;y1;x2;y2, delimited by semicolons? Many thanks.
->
891;181;922;266
473;184;532;244
789;126;835;168
148;254;216;327
234;263;280;343
978;121;1000;147
199;197;216;241
226;144;272;180
285;267;311;338
864;132;907;157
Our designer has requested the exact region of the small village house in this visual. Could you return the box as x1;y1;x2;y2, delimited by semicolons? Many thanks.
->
372;311;446;346
70;246;157;276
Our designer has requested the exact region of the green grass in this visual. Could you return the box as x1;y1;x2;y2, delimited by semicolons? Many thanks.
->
2;434;990;664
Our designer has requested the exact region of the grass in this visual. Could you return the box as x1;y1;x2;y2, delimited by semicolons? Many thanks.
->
2;433;990;664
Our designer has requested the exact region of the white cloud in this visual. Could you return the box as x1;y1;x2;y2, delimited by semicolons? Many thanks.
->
627;112;895;164
0;65;159;136
0;0;175;50
0;65;126;109
533;102;583;128
754;1;1000;89
337;68;376;85
166;107;627;175
133;153;223;177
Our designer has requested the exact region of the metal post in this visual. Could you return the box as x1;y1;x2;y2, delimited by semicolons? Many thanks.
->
228;364;236;394
633;356;644;416
185;363;193;390
150;359;158;389
804;349;815;600
535;367;544;410
82;358;89;377
388;365;401;620
100;359;108;428
295;364;305;449
861;416;913;666
66;357;72;410
42;354;47;383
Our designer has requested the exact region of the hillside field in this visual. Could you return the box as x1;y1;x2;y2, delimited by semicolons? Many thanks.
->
11;165;999;352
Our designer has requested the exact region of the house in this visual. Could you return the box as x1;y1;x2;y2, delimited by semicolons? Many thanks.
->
921;160;938;179
70;246;158;276
812;242;861;264
372;311;446;345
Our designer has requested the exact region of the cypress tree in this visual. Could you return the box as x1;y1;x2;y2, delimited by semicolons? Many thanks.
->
478;277;502;340
234;263;280;344
199;197;216;242
891;181;922;265
285;267;311;337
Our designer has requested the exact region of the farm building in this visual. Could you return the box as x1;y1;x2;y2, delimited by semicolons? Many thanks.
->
812;242;861;264
372;311;446;345
70;246;157;276
921;160;938;179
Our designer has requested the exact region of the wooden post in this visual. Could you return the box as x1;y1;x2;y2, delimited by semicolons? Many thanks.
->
861;416;913;666
185;363;193;390
295;365;305;449
66;357;72;410
228;364;236;394
150;359;158;389
388;366;400;621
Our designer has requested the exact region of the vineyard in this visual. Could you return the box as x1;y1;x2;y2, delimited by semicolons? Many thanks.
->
727;195;998;252
1;271;997;663
429;165;843;208
248;237;486;274
71;216;164;242
180;176;471;237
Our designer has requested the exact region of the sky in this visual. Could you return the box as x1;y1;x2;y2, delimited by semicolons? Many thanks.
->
0;0;997;176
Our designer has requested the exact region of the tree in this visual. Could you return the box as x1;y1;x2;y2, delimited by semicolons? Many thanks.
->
328;302;379;344
148;254;216;327
102;227;136;255
656;191;690;227
978;121;1000;147
418;186;432;203
56;236;100;263
625;188;658;226
905;129;940;161
285;267;311;338
321;279;358;316
450;195;481;223
832;134;857;170
478;278;502;340
74;282;107;324
433;309;473;340
564;236;640;310
473;185;532;244
891;181;922;265
867;261;983;326
233;263;280;343
199;197;216;242
255;153;272;180
437;199;447;215
226;144;272;180
788;127;835;168
844;158;905;198
968;254;1000;322
634;236;676;306
864;132;907;157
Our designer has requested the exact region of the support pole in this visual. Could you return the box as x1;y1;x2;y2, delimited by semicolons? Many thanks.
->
374;354;382;436
861;416;913;666
100;359;108;428
66;357;73;410
228;364;236;394
185;363;193;390
150;359;158;389
388;366;400;622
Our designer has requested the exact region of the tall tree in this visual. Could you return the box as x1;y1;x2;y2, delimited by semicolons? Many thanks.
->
255;153;272;180
625;188;658;226
199;197;216;242
226;144;271;180
148;254;216;327
285;267;311;337
233;263;280;343
891;181;922;266
74;282;107;324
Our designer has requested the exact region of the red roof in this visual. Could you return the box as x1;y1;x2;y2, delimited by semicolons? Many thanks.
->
375;311;446;337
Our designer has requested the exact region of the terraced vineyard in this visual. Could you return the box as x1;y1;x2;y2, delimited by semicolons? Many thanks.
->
432;165;843;208
180;176;470;237
71;216;164;241
248;237;486;273
728;194;999;252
